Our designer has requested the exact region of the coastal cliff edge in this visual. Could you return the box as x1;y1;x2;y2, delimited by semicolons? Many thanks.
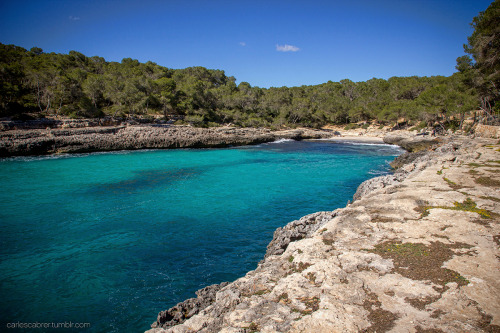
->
147;134;500;333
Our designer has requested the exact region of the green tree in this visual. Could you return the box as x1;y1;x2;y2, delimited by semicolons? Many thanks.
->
82;74;104;108
24;53;61;113
153;77;177;120
0;41;485;127
462;0;500;114
0;44;28;115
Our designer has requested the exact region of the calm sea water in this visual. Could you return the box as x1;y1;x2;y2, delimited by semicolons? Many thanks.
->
0;139;402;332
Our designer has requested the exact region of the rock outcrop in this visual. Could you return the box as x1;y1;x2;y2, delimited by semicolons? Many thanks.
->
264;211;340;258
352;173;407;202
148;135;500;333
475;124;500;139
0;125;333;157
152;283;230;330
383;133;440;152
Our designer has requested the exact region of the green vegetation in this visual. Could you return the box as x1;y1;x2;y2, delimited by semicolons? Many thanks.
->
1;2;496;128
475;176;500;187
452;198;494;217
248;322;259;333
458;0;500;117
443;177;462;189
416;198;495;219
0;43;480;128
370;241;470;287
253;289;269;296
415;204;432;217
409;121;427;131
480;195;500;202
373;242;430;257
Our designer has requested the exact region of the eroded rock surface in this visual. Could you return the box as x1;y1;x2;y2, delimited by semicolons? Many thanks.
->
264;211;339;258
383;134;440;152
152;283;229;329
148;135;500;333
0;125;333;157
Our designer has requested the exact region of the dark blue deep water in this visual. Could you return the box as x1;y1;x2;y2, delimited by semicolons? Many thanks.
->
0;140;402;332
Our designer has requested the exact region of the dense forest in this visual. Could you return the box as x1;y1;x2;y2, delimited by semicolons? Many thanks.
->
0;1;498;129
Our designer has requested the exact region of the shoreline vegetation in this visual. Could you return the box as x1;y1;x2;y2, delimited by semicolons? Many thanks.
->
0;36;497;134
2;2;497;134
0;40;481;130
146;132;500;333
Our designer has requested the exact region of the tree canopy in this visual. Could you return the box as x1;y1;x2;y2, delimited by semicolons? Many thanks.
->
459;0;499;115
0;42;482;129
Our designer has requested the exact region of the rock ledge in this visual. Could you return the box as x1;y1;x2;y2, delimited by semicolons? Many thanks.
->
147;135;500;333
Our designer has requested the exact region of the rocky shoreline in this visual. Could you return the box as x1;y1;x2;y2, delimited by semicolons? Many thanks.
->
1;122;498;332
0;124;335;157
147;134;500;333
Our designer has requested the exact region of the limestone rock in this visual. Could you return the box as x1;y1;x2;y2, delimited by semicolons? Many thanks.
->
352;173;406;201
264;211;338;258
152;282;230;329
148;135;500;333
0;125;334;157
384;134;439;152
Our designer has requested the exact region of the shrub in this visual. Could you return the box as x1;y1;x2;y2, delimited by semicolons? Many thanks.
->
344;123;359;130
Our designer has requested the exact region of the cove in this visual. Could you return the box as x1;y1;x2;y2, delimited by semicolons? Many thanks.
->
0;140;402;332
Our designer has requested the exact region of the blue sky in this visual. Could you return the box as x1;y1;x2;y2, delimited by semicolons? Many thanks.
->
0;0;493;88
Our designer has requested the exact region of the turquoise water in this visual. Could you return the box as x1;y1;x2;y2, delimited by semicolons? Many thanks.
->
0;140;401;332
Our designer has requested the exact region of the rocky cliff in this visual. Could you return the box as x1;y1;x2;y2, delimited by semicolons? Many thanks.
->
147;135;500;333
0;125;333;157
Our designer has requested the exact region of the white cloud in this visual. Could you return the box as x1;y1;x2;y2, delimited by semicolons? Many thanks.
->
239;42;246;47
69;16;81;21
276;44;300;52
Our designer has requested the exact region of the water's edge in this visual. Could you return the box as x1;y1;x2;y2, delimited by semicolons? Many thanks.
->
0;125;338;157
148;134;440;331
